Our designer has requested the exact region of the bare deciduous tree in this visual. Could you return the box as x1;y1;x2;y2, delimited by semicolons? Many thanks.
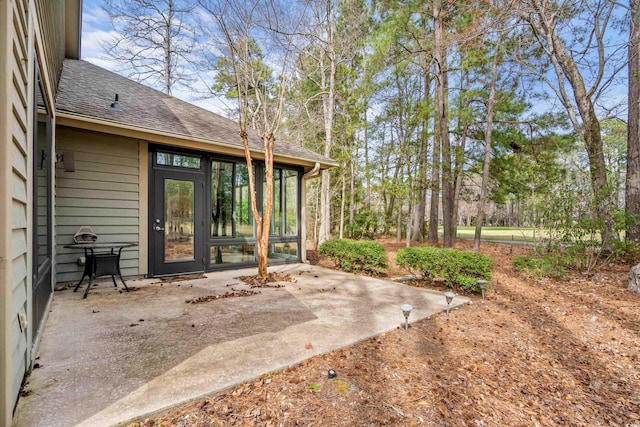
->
519;0;627;249
102;0;196;94
200;0;300;278
627;0;640;243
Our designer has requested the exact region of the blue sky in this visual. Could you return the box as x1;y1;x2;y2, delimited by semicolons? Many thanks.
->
81;0;629;125
81;0;227;115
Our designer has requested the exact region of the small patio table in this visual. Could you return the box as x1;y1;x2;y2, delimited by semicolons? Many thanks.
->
63;242;138;298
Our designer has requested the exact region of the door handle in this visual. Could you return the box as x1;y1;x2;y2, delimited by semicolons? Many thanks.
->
154;225;165;231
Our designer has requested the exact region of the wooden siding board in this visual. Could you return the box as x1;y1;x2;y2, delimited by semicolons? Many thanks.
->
13;0;28;40
57;225;139;235
58;234;139;245
55;219;140;233
57;170;139;184
11;113;27;149
70;161;140;176
59;146;139;160
58;134;139;157
62;151;139;167
11;92;27;136
56;197;138;212
11;230;27;262
55;206;139;217
55;187;139;201
11;143;27;178
10;278;26;317
11;200;27;229
11;172;27;204
11;33;27;88
56;178;138;193
11;336;26;406
11;317;25;355
11;77;27;123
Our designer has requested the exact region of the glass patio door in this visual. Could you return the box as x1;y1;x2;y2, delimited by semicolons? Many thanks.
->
152;168;204;275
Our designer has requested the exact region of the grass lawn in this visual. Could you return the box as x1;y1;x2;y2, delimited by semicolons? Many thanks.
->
449;226;549;242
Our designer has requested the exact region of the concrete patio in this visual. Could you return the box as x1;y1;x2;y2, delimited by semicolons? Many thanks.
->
13;264;468;427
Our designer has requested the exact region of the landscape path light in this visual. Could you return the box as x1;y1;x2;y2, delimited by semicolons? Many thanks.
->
444;292;455;316
477;279;488;302
401;304;413;331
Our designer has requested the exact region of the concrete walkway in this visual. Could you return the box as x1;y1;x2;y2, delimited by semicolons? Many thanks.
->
13;264;468;427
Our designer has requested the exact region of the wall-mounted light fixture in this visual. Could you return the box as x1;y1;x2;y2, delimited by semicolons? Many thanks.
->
56;152;75;172
111;93;123;111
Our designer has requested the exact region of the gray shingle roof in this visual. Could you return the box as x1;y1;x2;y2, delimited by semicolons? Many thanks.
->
56;59;336;168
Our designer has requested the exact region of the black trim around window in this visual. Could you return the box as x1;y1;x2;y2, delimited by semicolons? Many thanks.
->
149;145;303;275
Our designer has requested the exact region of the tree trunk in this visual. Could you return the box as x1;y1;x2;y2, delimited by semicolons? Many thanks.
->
412;185;426;242
258;133;274;278
163;0;173;95
314;183;320;247
428;125;441;243
406;203;413;248
452;71;470;241
239;130;273;279
628;0;640;243
349;149;356;232
319;170;331;244
526;0;617;249
364;106;371;211
433;0;454;248
339;175;346;239
413;68;430;242
397;201;403;242
628;263;640;293
318;6;336;246
474;38;501;251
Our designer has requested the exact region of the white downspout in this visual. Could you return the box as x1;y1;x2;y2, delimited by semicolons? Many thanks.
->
301;163;321;263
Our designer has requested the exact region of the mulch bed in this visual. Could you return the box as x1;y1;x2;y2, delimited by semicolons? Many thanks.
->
236;272;297;288
127;241;640;427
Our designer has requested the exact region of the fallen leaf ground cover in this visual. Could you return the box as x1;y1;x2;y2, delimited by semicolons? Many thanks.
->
129;241;640;427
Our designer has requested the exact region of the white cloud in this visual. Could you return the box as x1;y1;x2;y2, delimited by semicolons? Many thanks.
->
81;29;118;64
82;2;110;29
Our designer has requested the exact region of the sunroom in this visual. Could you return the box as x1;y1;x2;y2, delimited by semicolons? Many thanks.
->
54;59;335;282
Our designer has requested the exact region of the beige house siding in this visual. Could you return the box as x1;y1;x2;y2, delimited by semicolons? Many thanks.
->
55;127;141;283
9;0;30;412
1;0;32;420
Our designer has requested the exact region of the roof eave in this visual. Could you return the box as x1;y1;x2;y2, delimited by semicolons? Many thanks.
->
56;111;338;171
65;0;82;59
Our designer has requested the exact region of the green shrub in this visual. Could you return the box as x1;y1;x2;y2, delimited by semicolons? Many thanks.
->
513;255;567;279
319;238;388;276
396;246;493;291
611;239;640;264
345;210;379;239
